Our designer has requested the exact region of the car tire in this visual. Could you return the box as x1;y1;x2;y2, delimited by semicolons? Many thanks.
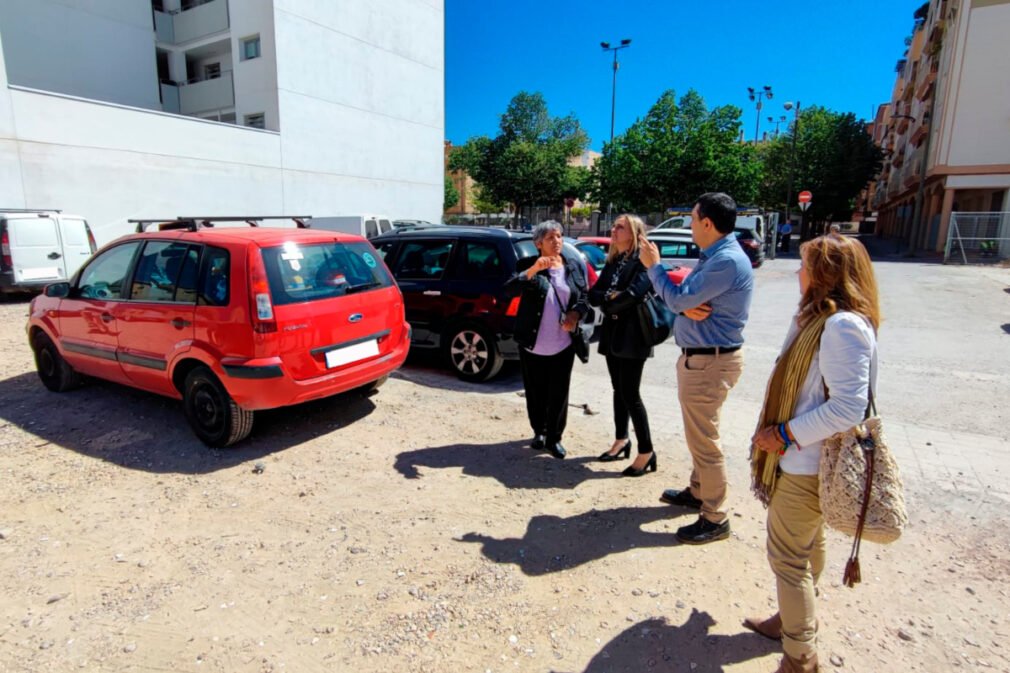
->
32;332;83;392
357;374;388;396
183;366;254;447
444;322;504;383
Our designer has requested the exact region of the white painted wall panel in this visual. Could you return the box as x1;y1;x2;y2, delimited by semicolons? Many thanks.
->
0;0;160;110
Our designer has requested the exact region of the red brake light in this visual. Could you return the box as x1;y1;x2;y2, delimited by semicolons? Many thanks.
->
85;226;97;253
248;248;276;333
1;227;11;270
585;261;599;288
505;296;521;317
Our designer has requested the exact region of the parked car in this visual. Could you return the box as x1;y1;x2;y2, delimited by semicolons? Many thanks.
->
26;221;410;447
392;220;442;231
371;226;594;382
310;215;393;239
576;236;612;257
733;225;765;268
651;222;763;269
654;215;691;231
1;209;98;296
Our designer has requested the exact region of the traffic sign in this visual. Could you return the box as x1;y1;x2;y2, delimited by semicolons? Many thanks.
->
799;202;811;212
798;191;812;204
565;198;575;208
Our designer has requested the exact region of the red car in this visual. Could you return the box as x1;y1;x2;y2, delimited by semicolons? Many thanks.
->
26;221;410;446
577;236;691;285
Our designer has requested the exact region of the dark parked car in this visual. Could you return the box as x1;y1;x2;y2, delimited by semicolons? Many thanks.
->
733;226;765;268
371;226;591;382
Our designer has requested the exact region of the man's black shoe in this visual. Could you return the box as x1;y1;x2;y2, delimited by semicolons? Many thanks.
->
660;488;702;509
546;442;566;459
530;435;546;451
676;517;730;545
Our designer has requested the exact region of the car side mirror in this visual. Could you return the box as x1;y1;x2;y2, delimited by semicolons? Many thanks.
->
44;282;71;298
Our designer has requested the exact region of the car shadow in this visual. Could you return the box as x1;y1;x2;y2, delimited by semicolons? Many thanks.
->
457;505;703;576
393;441;624;490
395;350;524;393
556;613;779;673
0;371;376;474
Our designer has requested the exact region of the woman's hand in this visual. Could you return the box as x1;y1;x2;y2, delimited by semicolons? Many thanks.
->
752;425;786;454
561;310;579;332
525;255;561;279
682;303;712;321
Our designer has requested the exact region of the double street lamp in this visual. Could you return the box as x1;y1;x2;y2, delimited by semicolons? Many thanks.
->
767;115;787;138
748;85;773;144
601;38;631;230
782;100;802;244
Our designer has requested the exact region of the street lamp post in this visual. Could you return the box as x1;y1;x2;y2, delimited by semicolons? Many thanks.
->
748;85;773;144
783;101;801;241
601;38;631;232
767;115;787;138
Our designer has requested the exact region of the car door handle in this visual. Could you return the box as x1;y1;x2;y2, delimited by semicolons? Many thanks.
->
48;252;62;260
170;318;192;329
423;290;441;296
101;313;114;323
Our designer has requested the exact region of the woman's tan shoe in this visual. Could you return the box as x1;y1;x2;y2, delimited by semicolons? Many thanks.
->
742;612;782;640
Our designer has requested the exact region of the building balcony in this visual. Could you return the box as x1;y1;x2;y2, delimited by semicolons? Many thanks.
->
160;70;234;116
910;121;929;147
916;70;936;101
153;0;229;45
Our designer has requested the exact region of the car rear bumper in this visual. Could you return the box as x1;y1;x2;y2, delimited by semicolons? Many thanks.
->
222;326;411;410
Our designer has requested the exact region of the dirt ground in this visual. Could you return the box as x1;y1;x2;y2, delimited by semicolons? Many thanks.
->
1;295;1009;673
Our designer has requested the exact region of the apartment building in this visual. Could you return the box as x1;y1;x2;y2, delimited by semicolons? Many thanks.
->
871;0;1010;253
0;0;444;243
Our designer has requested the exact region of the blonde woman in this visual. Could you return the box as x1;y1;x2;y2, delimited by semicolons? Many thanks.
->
587;214;657;476
747;233;881;673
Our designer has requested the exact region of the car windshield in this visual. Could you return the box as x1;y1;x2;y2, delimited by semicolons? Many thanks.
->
577;243;606;271
261;241;392;305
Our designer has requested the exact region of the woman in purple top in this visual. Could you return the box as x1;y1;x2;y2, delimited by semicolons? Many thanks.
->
504;221;589;459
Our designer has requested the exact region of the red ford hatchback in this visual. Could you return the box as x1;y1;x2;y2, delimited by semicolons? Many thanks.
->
26;220;410;447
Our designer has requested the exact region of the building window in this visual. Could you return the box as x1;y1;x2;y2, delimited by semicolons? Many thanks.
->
245;113;265;129
241;35;261;61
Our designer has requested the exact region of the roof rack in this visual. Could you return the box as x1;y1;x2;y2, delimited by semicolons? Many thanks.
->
129;215;312;233
1;208;62;214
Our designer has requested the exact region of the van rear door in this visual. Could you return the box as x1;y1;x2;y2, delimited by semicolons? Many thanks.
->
57;216;95;277
8;215;65;283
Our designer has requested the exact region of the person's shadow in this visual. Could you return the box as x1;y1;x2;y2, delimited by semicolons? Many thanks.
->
394;441;620;490
559;611;779;673
459;505;698;575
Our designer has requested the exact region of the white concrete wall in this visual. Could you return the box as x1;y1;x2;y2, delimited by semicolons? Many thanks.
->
0;30;26;209
0;0;160;111
7;88;283;245
938;1;1010;168
273;0;444;222
229;0;279;131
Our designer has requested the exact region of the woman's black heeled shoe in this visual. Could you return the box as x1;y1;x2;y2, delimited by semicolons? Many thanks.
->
621;452;657;477
598;439;632;462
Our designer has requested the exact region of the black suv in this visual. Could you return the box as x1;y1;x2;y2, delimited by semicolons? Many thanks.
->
372;226;588;382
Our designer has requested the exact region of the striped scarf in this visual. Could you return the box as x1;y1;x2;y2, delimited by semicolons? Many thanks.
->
750;311;832;505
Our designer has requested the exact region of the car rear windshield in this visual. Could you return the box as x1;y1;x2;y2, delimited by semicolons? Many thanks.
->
261;241;393;306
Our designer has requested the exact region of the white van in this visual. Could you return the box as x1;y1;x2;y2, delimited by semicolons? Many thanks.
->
310;215;393;239
0;210;97;295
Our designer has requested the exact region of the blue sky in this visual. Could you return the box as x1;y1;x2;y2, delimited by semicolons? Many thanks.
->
445;0;922;151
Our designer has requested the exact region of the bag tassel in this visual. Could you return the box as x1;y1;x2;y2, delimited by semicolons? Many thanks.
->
842;439;876;588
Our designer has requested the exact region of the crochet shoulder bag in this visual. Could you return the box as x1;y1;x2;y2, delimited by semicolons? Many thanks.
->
819;390;909;587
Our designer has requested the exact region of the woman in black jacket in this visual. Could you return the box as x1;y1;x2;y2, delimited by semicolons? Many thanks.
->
504;221;590;460
588;214;657;476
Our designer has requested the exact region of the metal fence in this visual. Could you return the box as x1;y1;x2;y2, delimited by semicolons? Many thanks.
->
944;212;1010;264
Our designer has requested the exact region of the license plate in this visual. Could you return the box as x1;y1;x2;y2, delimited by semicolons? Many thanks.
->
325;339;379;368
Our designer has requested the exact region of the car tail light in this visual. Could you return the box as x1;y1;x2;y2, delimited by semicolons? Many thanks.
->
85;226;98;253
505;296;521;317
248;248;277;333
742;239;760;250
585;261;598;288
1;227;10;270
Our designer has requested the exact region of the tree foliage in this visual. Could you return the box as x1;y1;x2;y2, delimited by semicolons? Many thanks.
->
758;107;882;236
443;175;459;211
448;92;589;224
593;90;761;213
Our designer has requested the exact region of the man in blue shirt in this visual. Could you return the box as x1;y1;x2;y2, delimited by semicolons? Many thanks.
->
639;192;754;545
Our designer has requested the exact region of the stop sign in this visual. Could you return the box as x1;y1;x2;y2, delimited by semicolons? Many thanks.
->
565;198;576;208
798;191;812;204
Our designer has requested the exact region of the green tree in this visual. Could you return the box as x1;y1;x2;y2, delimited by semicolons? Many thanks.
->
758;107;883;238
444;175;459;211
594;90;760;213
448;92;589;226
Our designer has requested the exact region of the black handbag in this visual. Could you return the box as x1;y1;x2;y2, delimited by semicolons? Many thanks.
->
636;293;676;347
571;321;591;363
